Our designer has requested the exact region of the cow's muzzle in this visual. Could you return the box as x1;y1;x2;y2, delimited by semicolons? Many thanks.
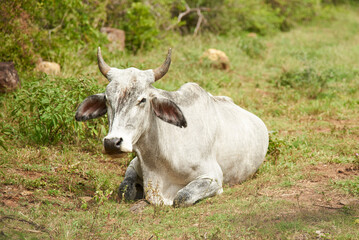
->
104;137;123;154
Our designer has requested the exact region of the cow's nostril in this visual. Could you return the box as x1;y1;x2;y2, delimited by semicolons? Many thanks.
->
115;138;123;147
104;137;123;154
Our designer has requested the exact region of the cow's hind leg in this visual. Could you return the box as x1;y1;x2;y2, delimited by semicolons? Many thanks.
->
173;176;223;207
118;157;144;201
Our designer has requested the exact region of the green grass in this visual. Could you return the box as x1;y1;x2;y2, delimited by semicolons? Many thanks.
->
1;6;359;240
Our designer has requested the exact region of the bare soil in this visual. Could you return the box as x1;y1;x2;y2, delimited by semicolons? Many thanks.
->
258;163;359;210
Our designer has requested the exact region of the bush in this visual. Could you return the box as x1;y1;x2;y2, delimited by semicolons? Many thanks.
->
0;0;107;70
276;67;358;99
121;2;159;53
0;1;42;69
8;74;107;145
180;0;321;36
276;68;332;99
266;0;320;31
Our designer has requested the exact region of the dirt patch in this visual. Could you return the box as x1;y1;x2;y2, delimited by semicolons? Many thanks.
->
258;163;359;210
7;168;43;180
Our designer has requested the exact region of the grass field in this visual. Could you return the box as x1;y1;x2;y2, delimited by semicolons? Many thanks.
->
1;6;359;240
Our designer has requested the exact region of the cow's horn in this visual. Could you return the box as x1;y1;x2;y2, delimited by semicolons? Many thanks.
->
153;48;172;81
97;47;111;78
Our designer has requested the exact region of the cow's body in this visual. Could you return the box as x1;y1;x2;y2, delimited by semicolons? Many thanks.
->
75;48;268;206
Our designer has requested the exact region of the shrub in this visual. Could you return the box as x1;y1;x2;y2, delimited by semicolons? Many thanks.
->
276;67;358;99
0;0;107;70
121;2;159;53
0;1;42;69
266;0;320;31
276;68;331;99
181;0;284;35
8;74;107;145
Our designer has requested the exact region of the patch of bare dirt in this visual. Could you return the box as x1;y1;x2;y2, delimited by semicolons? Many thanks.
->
0;184;78;211
259;163;359;210
129;200;149;214
8;168;43;180
1;185;31;208
281;117;359;137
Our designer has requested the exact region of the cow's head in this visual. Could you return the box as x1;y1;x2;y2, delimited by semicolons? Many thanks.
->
75;48;187;154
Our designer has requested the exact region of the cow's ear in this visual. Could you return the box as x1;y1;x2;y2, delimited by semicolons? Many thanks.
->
150;97;187;128
75;93;107;121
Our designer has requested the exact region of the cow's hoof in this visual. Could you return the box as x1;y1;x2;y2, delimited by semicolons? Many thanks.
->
118;180;144;201
118;180;136;201
173;190;191;208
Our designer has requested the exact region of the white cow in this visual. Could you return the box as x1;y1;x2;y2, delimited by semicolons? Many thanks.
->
75;48;269;207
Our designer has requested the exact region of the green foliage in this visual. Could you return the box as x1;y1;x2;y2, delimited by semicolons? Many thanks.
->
276;67;358;99
266;0;321;31
225;0;284;35
276;68;336;99
188;0;321;35
8;74;107;145
0;0;107;70
93;189;113;205
0;0;353;70
121;2;159;53
0;1;42;68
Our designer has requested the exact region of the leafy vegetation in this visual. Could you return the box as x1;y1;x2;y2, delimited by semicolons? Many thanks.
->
1;1;359;239
7;74;107;145
0;0;353;69
122;2;159;53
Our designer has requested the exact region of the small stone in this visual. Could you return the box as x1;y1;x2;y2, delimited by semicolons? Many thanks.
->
35;59;61;75
200;48;230;70
101;27;126;51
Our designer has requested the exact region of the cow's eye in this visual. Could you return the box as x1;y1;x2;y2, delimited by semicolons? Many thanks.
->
138;98;146;105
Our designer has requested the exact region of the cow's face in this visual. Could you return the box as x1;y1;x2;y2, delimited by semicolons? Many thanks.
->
75;48;187;155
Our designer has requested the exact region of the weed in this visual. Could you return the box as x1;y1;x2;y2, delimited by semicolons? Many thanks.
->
267;131;287;164
145;181;164;217
93;189;113;205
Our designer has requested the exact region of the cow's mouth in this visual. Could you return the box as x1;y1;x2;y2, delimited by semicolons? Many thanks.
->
102;147;127;158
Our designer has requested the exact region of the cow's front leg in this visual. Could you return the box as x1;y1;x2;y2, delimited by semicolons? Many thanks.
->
118;157;144;201
173;176;223;207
